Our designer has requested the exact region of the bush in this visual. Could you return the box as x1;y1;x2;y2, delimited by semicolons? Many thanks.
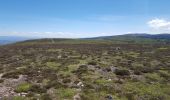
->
45;80;64;89
88;61;97;65
15;83;32;93
29;84;46;93
141;67;154;73
62;78;71;83
72;65;88;75
134;70;142;75
115;69;130;76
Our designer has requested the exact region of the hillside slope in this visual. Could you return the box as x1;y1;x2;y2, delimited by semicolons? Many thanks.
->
0;38;170;100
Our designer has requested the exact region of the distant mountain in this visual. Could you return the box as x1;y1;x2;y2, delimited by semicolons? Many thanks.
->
85;33;170;44
1;34;170;45
0;36;31;45
88;33;170;39
138;33;170;40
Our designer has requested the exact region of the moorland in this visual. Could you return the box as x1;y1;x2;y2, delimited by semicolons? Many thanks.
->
0;34;170;100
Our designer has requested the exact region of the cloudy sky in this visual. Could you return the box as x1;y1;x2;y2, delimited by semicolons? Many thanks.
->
0;0;170;38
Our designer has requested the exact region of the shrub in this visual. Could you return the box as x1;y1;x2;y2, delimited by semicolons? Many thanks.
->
73;65;88;75
115;69;130;76
134;70;142;75
88;61;97;65
62;78;71;83
29;85;46;93
15;83;32;93
45;80;64;89
141;67;154;73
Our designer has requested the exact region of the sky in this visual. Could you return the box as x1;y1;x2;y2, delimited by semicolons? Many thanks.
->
0;0;170;38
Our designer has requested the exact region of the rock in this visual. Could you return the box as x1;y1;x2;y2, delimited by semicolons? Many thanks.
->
77;82;84;87
21;92;27;97
115;47;121;51
103;67;111;72
105;94;113;100
57;55;62;59
87;65;96;70
130;75;145;82
115;78;124;84
73;93;81;100
110;66;118;72
0;73;3;79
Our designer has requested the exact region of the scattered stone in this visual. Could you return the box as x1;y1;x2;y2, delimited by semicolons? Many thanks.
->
0;73;3;79
110;66;118;72
3;75;27;87
0;86;15;97
103;67;111;72
130;75;145;82
73;93;81;100
57;55;62;59
105;94;113;100
77;82;84;87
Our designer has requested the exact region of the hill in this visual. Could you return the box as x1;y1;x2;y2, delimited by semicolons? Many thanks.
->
1;34;170;45
8;33;170;46
86;33;170;44
89;33;170;40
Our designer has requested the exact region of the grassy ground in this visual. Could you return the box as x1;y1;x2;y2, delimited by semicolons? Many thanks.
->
0;40;170;100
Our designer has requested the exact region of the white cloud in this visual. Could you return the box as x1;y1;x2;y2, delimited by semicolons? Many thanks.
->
8;31;116;38
148;18;170;30
9;31;86;38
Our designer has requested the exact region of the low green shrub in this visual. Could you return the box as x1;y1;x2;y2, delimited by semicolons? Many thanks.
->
88;61;97;65
115;69;130;76
15;83;32;93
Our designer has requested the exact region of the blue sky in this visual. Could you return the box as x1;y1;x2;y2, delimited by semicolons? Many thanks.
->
0;0;170;38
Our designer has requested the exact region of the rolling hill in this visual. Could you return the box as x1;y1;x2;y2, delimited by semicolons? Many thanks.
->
1;34;170;45
85;33;170;44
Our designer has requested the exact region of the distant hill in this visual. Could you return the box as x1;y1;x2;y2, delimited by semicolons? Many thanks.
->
137;33;170;40
1;34;170;45
85;33;170;44
0;36;32;45
88;33;170;40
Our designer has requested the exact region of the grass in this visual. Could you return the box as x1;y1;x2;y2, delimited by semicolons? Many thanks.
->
12;96;27;100
15;83;32;93
94;78;112;85
46;62;60;69
55;88;77;99
123;82;170;100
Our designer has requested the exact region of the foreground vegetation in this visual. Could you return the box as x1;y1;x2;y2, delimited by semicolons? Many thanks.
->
0;39;170;100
